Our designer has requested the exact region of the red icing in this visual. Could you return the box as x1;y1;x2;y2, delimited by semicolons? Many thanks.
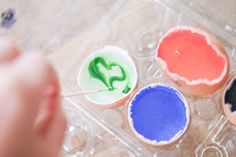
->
157;29;226;81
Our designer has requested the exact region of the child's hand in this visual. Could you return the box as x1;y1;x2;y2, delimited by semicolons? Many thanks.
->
0;38;67;157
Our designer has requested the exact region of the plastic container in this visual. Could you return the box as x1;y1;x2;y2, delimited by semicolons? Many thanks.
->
62;100;140;157
61;0;236;156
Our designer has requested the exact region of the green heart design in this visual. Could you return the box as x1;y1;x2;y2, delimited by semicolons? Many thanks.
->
88;56;131;94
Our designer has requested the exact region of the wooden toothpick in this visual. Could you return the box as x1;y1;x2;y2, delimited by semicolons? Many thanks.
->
61;89;107;97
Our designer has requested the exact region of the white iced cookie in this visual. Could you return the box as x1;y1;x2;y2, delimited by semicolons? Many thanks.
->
78;45;138;107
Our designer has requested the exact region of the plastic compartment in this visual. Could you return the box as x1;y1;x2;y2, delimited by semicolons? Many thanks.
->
169;0;236;37
62;0;236;156
62;99;140;157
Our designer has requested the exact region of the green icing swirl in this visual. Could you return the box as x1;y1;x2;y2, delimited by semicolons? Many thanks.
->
88;56;131;94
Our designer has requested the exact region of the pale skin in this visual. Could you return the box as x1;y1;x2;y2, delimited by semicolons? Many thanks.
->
0;38;67;157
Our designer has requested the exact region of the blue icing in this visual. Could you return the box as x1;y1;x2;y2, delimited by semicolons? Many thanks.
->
130;85;187;142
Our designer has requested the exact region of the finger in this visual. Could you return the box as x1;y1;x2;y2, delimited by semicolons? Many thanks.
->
0;51;61;156
13;52;60;94
0;38;20;63
9;52;60;126
35;104;67;157
46;107;67;157
0;69;40;155
34;89;61;136
13;52;62;135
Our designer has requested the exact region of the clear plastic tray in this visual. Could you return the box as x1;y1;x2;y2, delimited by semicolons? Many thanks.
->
61;0;236;156
62;100;140;157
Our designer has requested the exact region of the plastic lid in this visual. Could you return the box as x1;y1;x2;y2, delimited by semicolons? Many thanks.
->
160;0;236;46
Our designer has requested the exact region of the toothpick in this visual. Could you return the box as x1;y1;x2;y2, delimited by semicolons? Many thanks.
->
61;89;106;97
